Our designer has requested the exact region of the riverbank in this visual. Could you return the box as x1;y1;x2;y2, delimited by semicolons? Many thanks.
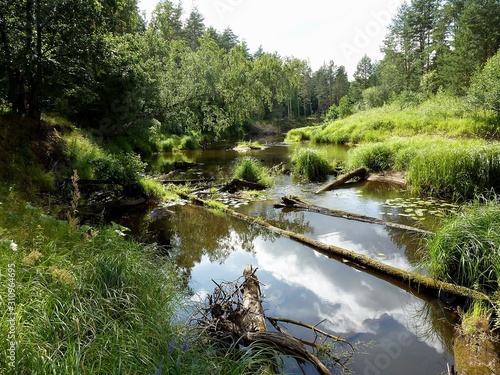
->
286;95;500;200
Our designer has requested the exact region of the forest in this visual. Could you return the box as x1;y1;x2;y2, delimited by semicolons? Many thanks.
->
2;0;498;148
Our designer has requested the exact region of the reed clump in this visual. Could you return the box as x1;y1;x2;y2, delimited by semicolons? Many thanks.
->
233;156;273;186
291;148;332;182
424;198;500;293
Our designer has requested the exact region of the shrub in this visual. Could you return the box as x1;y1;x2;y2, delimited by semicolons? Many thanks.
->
291;148;331;182
90;152;146;187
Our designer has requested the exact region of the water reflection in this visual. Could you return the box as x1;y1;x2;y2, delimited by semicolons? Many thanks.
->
121;143;457;374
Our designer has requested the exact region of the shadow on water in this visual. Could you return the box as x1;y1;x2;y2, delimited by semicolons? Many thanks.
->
111;143;457;374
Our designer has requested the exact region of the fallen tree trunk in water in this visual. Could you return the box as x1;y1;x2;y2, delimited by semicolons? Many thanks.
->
192;264;346;374
181;193;488;302
276;195;432;235
220;178;267;193
316;167;367;193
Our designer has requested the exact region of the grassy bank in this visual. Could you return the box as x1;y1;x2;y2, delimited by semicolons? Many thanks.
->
0;190;277;374
286;94;499;144
347;137;500;199
286;94;500;199
0;191;183;373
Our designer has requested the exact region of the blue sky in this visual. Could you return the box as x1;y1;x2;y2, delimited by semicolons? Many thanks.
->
138;0;406;76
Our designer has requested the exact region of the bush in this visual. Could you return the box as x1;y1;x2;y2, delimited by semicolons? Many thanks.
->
291;148;331;182
90;152;146;187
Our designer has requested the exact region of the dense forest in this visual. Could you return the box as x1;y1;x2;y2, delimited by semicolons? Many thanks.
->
2;0;499;151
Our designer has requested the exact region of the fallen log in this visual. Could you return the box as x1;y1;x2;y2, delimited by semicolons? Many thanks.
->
181;193;488;302
276;195;432;235
192;264;343;374
160;178;216;185
220;178;267;193
316;167;367;193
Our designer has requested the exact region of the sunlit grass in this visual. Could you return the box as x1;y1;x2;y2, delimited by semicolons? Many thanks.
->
0;193;184;373
348;137;500;199
286;94;500;145
233;156;273;186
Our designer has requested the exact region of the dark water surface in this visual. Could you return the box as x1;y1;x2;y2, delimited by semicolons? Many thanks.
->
119;143;456;374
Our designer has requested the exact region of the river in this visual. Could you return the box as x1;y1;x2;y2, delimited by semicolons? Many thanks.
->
112;141;456;374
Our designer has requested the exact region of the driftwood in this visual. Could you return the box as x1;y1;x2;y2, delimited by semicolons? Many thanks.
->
276;195;432;235
182;193;488;302
192;265;350;375
316;167;367;193
160;178;216;185
221;179;267;193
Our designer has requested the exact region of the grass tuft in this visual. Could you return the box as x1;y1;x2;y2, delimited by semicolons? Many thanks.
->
233;156;273;186
291;148;332;182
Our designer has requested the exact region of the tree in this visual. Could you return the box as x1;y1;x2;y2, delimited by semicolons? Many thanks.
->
0;0;108;119
219;27;239;52
333;65;350;105
149;0;183;41
183;7;205;50
468;50;500;115
438;0;500;94
353;55;375;90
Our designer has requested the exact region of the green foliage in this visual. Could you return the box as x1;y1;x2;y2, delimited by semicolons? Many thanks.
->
285;126;320;142
337;95;353;118
0;195;185;373
324;104;339;122
348;143;398;172
177;133;200;151
91;152;146;185
468;50;500;115
424;199;500;292
291;148;331;182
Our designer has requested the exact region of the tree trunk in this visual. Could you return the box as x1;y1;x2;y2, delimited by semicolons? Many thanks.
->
316;167;367;193
277;195;432;235
182;193;488;303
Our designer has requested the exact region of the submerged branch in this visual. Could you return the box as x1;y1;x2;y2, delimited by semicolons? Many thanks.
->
191;264;347;374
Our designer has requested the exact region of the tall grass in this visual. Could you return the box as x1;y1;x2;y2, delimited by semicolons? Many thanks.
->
0;190;281;374
348;137;500;199
291;148;332;182
424;198;500;293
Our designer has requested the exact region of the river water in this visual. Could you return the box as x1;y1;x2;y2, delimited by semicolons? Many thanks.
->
115;142;456;374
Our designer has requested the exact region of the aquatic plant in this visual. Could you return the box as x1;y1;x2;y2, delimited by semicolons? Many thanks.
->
233;156;272;185
424;198;500;293
291;148;331;182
